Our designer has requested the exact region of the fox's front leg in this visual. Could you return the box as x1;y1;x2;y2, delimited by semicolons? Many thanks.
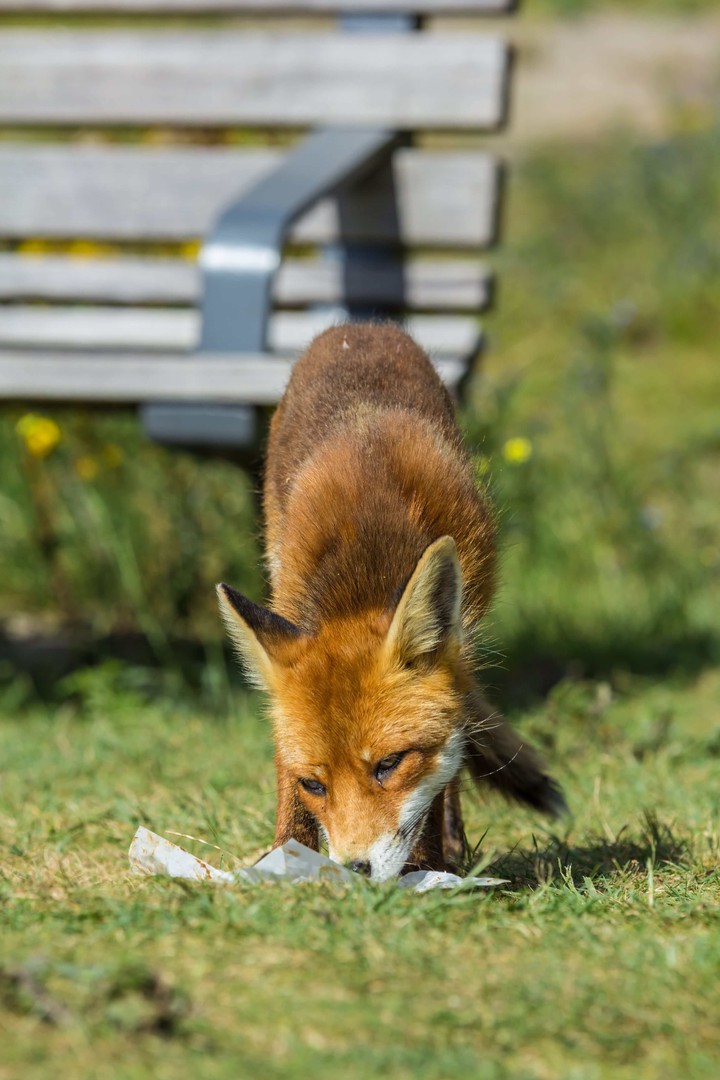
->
442;775;468;871
407;791;455;873
273;751;320;849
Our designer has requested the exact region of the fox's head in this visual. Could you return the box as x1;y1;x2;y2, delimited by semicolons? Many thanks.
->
217;536;470;882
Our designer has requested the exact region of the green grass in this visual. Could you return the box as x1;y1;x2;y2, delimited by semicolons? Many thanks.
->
2;668;720;1078
2;117;720;1077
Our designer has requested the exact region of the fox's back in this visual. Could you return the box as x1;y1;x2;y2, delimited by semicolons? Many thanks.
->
264;324;495;630
266;324;460;481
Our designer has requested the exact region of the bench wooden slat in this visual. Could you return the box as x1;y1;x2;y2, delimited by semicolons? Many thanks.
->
0;147;499;248
0;350;470;404
0;31;507;130
0;254;491;311
0;306;481;356
0;0;512;11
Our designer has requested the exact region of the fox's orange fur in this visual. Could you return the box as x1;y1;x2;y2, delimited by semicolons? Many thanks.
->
219;324;565;880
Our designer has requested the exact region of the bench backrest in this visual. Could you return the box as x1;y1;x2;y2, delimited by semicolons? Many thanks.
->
0;2;513;450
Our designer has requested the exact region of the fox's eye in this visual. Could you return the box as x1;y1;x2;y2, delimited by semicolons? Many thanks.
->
298;777;326;797
374;752;406;782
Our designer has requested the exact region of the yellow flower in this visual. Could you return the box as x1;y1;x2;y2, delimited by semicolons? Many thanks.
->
16;413;62;458
502;437;533;465
74;455;99;481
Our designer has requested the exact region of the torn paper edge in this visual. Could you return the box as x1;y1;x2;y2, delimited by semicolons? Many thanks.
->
128;827;509;893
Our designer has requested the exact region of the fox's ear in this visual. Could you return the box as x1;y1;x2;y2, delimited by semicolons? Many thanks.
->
385;536;463;666
216;583;302;688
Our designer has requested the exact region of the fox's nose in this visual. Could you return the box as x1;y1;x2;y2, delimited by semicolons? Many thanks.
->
348;860;371;877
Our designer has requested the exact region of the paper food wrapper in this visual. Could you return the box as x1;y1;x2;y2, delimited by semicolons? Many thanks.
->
129;827;508;894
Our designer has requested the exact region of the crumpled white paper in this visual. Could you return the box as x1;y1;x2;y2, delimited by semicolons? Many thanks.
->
128;827;508;893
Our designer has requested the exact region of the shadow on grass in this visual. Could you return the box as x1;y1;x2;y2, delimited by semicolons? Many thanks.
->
0;626;213;703
481;813;688;890
481;623;720;713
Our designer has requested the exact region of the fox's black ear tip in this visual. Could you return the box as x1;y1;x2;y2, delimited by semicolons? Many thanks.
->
216;582;246;612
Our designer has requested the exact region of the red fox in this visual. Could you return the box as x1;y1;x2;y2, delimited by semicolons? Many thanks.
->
218;324;565;881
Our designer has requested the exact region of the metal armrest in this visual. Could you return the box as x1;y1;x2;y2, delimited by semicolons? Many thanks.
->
141;126;399;455
200;126;398;353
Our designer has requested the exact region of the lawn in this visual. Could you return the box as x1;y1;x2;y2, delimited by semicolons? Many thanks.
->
2;117;720;1079
2;668;719;1079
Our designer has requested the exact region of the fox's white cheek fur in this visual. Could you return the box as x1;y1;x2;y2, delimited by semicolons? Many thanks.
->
369;731;466;882
368;831;412;883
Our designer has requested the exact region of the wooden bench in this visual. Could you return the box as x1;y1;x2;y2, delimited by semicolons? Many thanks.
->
0;1;513;454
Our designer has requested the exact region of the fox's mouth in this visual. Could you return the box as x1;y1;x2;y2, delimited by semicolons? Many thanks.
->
366;820;428;882
328;828;419;883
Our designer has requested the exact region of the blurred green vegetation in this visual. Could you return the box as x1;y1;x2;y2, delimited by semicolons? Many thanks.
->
467;123;720;693
1;414;261;638
534;0;718;16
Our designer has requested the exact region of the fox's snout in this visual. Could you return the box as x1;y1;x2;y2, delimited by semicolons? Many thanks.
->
326;821;425;883
296;728;467;882
329;835;408;883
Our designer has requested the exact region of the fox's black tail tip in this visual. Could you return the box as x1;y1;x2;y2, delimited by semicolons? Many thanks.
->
530;775;570;820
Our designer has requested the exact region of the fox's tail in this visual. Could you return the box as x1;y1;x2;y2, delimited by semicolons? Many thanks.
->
463;690;568;818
